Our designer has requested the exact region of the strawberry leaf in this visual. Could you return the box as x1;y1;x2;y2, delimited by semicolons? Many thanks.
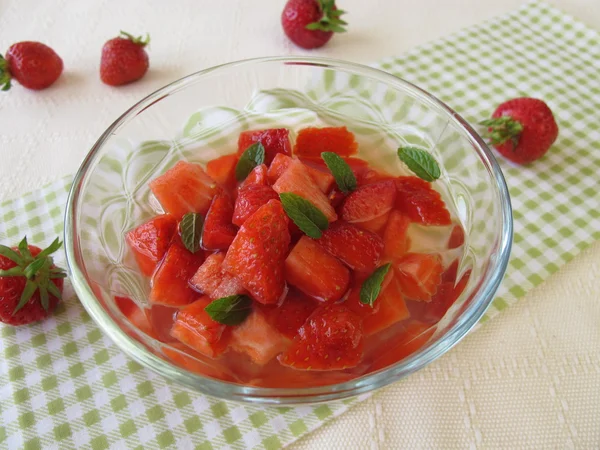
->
204;294;252;325
397;147;441;182
46;280;63;300
0;245;24;266
39;284;49;311
179;213;203;254
24;258;46;279
37;238;62;259
235;142;265;181
321;151;357;193
14;279;37;313
360;263;392;307
279;192;329;239
18;236;32;259
0;54;12;91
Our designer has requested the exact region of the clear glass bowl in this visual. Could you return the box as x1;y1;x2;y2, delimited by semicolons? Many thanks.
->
64;56;512;405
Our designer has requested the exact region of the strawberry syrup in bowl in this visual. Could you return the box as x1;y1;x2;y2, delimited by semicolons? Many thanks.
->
64;57;512;405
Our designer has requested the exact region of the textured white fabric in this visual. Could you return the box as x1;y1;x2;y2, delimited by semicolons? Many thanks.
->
1;0;599;448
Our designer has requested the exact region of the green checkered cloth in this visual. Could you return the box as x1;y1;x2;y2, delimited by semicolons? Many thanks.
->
1;1;599;448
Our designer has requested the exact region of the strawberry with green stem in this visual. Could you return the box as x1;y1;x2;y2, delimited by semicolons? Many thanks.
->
0;237;66;326
281;0;347;49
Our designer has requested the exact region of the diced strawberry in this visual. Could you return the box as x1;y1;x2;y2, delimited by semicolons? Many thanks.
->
115;296;156;338
232;184;279;227
395;253;443;302
279;303;363;371
260;289;318;339
369;321;434;371
345;270;393;317
189;253;245;300
149;243;204;306
170;296;230;358
206;154;238;192
223;200;290;305
340;180;396;233
356;168;395;187
162;343;237;382
294;126;358;158
202;192;237;251
242;164;268;187
125;214;177;276
238;128;292;165
230;309;289;365
285;236;350;302
395;176;452;226
317;221;383;273
328;188;347;209
146;304;178;342
442;259;459;283
268;153;334;193
149;161;218;219
383;211;411;260
272;159;337;222
448;224;465;249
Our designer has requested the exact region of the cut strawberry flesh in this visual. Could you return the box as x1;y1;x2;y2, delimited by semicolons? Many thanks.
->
242;164;268;187
115;296;156;338
149;242;204;306
285;236;350;303
238;128;291;165
395;176;451;226
149;161;218;219
268;153;335;194
383;211;411;260
448;224;465;249
272;159;337;222
206;154;238;192
317;221;384;273
341;180;396;232
395;253;443;302
230;309;289;365
259;289;318;339
369;321;434;371
125;214;177;276
202;192;237;251
163;343;237;382
294;126;358;158
279;303;363;371
189;253;245;300
232;184;279;227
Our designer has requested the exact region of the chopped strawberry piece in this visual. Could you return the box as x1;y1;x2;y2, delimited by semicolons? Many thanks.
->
383;211;411;260
345;270;393;317
272;159;337;222
328;188;347;209
279;303;363;371
189;253;245;300
356;168;395;187
443;259;459;282
395;176;451;226
341;180;396;232
150;242;204;306
301;155;369;175
238;128;292;165
149;161;218;219
369;321;434;371
146;304;178;342
232;184;279;227
355;211;391;234
448;224;465;249
202;192;237;251
260;289;318;339
268;153;334;193
163;343;237;382
395;253;443;302
285;236;350;302
115;296;156;338
206;154;238;192
223;200;291;305
242;164;268;187
125;214;177;276
230;309;289;365
294;126;358;158
317;221;384;273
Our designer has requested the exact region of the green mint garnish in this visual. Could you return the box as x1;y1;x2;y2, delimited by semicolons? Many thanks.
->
397;146;441;182
360;263;392;308
321;151;357;193
179;213;203;253
279;192;329;239
204;294;253;325
235;142;265;181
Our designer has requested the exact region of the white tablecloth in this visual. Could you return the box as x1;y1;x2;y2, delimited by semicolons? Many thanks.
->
1;0;599;447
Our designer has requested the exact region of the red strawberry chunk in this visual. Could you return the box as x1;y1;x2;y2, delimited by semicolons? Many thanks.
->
279;303;363;371
341;180;396;232
206;154;238;192
317;221;383;273
150;243;205;306
268;154;334;193
223;200;291;305
150;161;218;219
202;192;237;251
395;176;451;226
356;168;395;187
383;211;411;260
294;126;358;158
163;343;237;382
395;253;443;302
230;309;289;365
115;296;156;338
448;224;465;249
242;164;268;187
285;236;350;302
189;253;245;300
260;289;318;339
272;159;337;222
238;128;291;165
170;297;229;358
125;214;177;276
369;321;434;371
232;184;279;227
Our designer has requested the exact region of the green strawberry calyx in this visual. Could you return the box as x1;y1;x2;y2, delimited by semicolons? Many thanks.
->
0;54;12;91
480;116;524;148
306;0;348;33
0;237;66;314
120;30;150;47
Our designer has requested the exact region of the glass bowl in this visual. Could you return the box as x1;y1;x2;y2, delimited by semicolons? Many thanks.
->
64;56;512;405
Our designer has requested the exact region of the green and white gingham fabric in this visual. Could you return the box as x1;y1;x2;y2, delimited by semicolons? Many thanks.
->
1;1;600;448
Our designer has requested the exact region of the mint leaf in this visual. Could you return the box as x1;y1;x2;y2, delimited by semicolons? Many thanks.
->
204;295;253;325
321;152;357;193
235;142;265;181
397;147;441;182
179;213;203;253
279;192;329;239
360;263;392;308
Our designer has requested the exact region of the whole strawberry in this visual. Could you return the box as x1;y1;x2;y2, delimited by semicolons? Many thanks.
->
281;0;347;49
0;237;66;326
0;41;63;91
481;98;559;164
100;31;150;86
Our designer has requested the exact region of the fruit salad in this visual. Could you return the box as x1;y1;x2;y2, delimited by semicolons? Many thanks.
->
120;126;470;387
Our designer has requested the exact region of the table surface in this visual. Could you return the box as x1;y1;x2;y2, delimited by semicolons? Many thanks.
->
1;0;599;448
